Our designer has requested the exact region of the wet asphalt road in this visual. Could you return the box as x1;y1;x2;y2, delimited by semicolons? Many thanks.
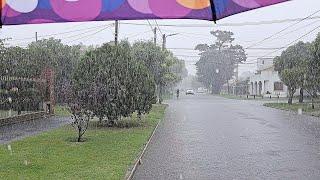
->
133;95;320;180
0;116;71;144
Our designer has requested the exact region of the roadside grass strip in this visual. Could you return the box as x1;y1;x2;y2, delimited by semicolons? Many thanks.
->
0;104;167;180
264;102;320;117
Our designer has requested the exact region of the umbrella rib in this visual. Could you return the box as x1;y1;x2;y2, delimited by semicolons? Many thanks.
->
209;0;217;22
0;0;2;28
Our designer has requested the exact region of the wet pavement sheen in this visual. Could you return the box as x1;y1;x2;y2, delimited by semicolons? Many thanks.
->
133;95;320;180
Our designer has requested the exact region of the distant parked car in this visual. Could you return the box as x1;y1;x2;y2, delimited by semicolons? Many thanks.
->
186;89;195;95
196;88;207;94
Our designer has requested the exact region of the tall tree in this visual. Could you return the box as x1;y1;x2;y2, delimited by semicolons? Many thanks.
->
306;33;320;108
28;38;82;103
71;41;157;126
195;30;246;94
132;41;166;103
274;41;312;104
132;41;186;103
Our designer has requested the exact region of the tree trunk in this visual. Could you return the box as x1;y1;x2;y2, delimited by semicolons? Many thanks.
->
288;90;293;105
78;128;82;142
299;88;304;103
312;98;315;109
137;111;142;120
288;95;293;105
227;82;230;94
159;85;163;104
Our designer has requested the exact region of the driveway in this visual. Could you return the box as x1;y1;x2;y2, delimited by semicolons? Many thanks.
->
0;116;72;144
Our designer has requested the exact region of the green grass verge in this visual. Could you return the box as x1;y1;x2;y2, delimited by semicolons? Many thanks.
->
218;94;296;103
0;104;167;180
264;102;320;117
218;94;248;100
54;105;71;117
218;94;269;101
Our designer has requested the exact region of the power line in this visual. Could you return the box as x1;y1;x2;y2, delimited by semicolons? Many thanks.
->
7;23;112;42
245;9;320;49
120;16;320;28
123;29;153;39
146;20;154;32
64;26;112;44
264;19;320;43
154;20;163;35
259;24;320;59
60;25;113;41
10;24;114;47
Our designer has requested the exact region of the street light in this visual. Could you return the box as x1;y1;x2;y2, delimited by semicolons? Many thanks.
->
162;33;179;51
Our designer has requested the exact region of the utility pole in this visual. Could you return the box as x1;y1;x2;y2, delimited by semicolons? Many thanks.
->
153;27;157;45
162;33;178;51
162;34;166;51
35;32;38;42
114;20;119;46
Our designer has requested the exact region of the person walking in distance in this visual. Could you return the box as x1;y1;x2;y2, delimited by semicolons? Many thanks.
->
176;89;180;99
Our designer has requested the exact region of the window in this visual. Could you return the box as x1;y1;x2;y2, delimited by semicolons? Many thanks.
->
274;82;284;91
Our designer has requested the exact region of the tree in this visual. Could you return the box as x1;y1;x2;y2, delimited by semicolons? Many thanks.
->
132;41;186;103
71;41;157;126
72;43;127;125
69;102;91;142
274;41;312;104
280;68;303;104
195;30;246;94
0;45;46;113
134;63;156;119
306;33;320;108
132;41;166;103
159;52;187;102
27;38;82;103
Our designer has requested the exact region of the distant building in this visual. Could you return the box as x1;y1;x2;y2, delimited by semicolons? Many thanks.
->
249;58;288;97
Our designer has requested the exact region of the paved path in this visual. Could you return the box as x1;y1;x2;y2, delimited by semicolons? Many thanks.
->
133;95;320;180
0;116;72;144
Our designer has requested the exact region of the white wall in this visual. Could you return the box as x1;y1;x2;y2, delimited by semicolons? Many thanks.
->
249;67;288;97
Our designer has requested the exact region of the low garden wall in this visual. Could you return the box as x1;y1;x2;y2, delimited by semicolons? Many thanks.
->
0;111;46;126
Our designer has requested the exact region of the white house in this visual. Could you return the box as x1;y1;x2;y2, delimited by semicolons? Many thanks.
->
249;58;289;97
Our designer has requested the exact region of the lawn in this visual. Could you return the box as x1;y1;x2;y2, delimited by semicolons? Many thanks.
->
219;94;302;103
264;102;320;117
218;94;277;101
54;105;71;117
0;104;167;180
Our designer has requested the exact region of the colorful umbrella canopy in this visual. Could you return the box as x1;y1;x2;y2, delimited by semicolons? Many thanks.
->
0;0;288;25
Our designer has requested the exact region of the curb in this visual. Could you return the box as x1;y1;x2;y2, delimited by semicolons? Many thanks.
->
125;108;165;180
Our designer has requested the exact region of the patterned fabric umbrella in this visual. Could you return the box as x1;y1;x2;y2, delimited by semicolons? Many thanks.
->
0;0;289;25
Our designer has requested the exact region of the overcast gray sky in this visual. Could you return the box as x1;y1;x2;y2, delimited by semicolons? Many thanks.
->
1;0;319;75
